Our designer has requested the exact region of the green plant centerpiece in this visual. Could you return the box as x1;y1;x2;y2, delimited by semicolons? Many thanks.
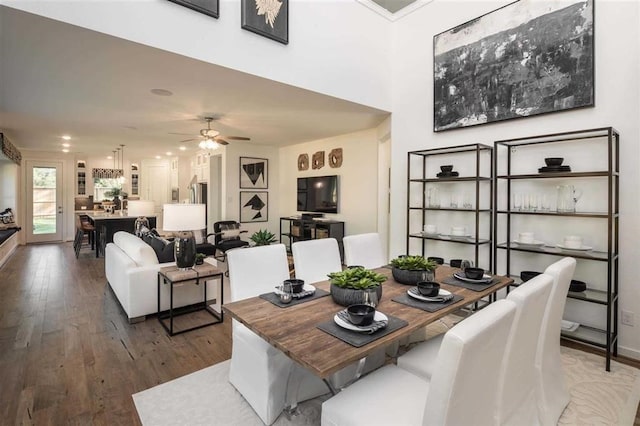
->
195;253;207;265
104;187;127;210
250;229;277;246
390;255;438;285
327;267;387;307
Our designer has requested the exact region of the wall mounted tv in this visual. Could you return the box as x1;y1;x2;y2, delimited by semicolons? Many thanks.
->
297;175;339;214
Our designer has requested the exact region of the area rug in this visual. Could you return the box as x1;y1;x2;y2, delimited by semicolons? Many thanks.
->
133;346;640;425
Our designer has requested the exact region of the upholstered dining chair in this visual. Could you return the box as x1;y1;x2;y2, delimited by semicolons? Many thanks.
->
291;238;385;388
342;232;386;269
536;257;576;425
497;272;554;425
321;299;517;426
227;243;325;425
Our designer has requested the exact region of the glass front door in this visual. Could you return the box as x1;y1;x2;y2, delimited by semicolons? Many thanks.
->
26;161;63;243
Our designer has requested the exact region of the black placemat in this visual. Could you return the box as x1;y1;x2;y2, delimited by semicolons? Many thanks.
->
391;293;464;312
259;288;330;308
441;276;500;292
316;314;408;348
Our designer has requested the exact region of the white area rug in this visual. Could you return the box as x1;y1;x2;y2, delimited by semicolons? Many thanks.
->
133;346;640;425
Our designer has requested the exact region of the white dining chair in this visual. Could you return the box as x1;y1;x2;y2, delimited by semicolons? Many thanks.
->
291;238;386;389
536;257;576;425
497;273;554;426
227;243;326;425
321;299;517;426
342;232;386;269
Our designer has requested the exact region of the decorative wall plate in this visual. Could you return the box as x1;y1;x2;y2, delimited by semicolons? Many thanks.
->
297;153;309;171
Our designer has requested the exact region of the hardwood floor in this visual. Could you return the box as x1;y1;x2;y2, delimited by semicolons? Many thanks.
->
0;243;232;425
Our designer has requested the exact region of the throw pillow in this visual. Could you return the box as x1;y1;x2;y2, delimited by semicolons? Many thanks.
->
220;223;241;240
147;234;175;263
192;229;205;244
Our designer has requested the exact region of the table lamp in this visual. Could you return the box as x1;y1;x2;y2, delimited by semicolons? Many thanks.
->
163;203;206;269
127;200;155;237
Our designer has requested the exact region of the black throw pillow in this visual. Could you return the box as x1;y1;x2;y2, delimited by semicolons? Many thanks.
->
148;235;175;263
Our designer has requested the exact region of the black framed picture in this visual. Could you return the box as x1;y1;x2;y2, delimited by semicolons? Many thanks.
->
168;0;219;19
240;191;268;223
239;157;268;189
241;0;288;45
433;0;594;132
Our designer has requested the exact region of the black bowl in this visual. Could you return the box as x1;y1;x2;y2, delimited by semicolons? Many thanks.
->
545;157;564;167
464;267;485;280
427;256;444;265
283;278;305;293
569;280;587;292
417;281;440;297
347;304;375;326
450;259;462;268
440;165;454;173
520;270;541;282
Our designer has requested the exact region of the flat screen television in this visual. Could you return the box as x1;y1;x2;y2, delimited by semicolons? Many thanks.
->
297;175;339;214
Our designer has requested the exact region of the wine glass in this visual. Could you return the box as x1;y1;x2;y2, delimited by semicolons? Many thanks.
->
362;288;379;308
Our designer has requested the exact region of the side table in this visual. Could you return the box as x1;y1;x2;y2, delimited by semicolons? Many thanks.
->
157;263;224;336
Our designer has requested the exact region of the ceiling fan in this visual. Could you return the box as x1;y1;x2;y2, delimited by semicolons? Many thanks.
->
179;116;250;148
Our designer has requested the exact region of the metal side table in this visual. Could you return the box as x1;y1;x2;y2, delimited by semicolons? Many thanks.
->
157;262;224;336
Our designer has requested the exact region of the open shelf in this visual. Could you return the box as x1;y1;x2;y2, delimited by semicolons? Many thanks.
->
495;242;612;262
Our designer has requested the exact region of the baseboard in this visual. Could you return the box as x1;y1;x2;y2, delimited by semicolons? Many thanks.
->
618;346;640;362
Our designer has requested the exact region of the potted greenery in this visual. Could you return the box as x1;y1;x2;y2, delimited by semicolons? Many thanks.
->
195;253;207;265
327;267;387;306
104;187;128;210
250;229;277;246
390;255;438;285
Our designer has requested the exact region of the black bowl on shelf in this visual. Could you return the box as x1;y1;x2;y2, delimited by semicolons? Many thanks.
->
450;259;462;268
427;256;444;265
569;280;587;292
545;157;564;167
283;278;305;293
464;267;485;280
440;165;454;173
347;304;375;326
520;270;541;282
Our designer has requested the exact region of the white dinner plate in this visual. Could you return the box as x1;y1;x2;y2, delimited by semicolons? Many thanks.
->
334;311;388;332
439;233;472;239
556;244;593;251
274;283;316;296
407;287;453;302
453;272;493;284
420;231;439;237
513;239;545;247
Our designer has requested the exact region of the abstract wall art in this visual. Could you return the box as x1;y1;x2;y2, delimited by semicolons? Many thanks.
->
241;0;289;44
240;191;268;223
240;157;268;189
168;0;219;18
433;0;594;132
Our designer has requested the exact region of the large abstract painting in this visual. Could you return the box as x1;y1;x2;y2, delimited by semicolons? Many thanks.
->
433;0;594;132
240;157;268;189
240;191;268;223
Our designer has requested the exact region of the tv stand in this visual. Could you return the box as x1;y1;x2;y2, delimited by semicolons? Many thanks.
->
279;217;345;260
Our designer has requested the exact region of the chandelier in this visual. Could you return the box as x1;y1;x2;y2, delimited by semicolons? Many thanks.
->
199;137;220;150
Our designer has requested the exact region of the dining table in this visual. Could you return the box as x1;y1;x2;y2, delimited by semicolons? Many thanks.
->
223;265;514;384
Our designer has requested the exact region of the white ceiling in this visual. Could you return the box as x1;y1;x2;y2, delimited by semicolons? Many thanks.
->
0;6;390;160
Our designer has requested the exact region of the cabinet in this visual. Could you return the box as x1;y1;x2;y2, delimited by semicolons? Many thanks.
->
493;127;619;370
279;217;345;260
76;160;86;195
406;144;493;270
131;164;139;196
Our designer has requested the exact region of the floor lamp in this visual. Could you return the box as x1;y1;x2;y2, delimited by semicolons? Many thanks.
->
127;200;155;236
163;204;206;269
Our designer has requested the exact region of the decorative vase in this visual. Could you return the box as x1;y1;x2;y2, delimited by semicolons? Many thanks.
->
392;267;434;285
330;283;382;307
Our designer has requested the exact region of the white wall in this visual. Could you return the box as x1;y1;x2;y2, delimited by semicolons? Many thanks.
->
279;128;380;236
5;0;392;111
390;0;640;358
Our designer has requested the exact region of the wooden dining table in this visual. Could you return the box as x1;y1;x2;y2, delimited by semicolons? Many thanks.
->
222;265;514;380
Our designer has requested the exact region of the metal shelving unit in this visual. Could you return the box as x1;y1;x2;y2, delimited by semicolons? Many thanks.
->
406;143;493;269
493;127;619;370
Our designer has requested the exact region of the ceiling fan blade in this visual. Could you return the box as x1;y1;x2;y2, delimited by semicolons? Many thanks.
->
216;135;251;141
215;139;230;145
179;138;198;143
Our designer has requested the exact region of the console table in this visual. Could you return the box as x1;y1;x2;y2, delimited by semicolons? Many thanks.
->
279;217;345;260
157;263;224;336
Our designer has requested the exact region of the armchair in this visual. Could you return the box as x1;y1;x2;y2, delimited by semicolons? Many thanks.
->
200;220;249;262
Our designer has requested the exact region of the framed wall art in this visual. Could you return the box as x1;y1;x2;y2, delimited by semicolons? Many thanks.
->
433;0;594;132
240;157;268;189
168;0;219;18
240;191;268;223
241;0;289;44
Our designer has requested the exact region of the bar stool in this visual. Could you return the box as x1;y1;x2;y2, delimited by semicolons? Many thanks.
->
74;215;95;258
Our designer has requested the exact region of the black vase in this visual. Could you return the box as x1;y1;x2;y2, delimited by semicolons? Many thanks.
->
174;235;197;269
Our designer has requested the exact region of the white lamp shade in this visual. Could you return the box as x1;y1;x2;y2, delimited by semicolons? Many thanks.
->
128;200;155;217
163;203;206;231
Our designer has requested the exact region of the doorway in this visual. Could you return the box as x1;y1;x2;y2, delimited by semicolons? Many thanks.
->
25;160;63;243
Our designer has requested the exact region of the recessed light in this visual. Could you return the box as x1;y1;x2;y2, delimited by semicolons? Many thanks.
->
62;149;69;153
150;88;173;96
62;135;71;140
179;146;187;151
155;155;161;159
107;156;113;160
166;152;173;156
62;143;70;148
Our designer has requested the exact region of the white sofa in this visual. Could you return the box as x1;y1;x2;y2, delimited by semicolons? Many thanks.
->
105;231;219;322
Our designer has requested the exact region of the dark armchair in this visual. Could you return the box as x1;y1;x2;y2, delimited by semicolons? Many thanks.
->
197;220;249;262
